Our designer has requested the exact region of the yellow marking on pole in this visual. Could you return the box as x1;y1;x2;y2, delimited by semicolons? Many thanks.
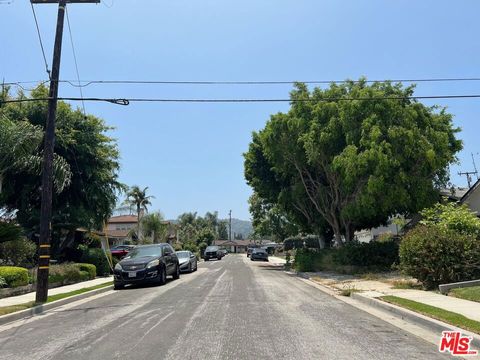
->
39;255;50;259
39;244;50;248
39;266;49;270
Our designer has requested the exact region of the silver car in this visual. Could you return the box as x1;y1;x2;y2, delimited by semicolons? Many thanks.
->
176;250;198;273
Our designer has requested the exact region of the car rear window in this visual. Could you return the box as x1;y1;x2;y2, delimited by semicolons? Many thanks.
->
126;246;162;258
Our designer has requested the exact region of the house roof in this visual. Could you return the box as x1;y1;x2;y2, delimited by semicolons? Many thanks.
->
460;178;480;204
107;215;138;224
105;229;130;238
214;239;255;247
439;187;469;201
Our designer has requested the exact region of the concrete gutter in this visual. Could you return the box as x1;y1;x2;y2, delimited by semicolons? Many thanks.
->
351;291;480;349
0;285;113;326
439;279;480;294
292;270;480;350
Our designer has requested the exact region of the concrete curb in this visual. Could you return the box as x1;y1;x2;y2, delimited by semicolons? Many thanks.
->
0;285;113;326
290;270;480;350
351;291;480;349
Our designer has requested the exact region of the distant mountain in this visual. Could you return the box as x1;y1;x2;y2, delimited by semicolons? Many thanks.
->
223;218;253;239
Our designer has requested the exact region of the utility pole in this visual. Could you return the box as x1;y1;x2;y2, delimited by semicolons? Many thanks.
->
228;210;232;241
31;0;99;304
458;171;477;189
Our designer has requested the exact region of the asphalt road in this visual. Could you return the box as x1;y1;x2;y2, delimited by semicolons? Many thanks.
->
0;255;449;360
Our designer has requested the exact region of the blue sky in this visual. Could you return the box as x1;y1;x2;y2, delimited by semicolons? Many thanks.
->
2;0;480;220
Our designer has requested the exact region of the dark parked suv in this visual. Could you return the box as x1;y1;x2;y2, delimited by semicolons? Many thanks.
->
250;248;268;261
204;245;222;261
113;244;179;290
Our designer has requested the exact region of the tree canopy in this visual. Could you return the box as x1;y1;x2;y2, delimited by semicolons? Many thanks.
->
0;85;124;239
244;80;462;246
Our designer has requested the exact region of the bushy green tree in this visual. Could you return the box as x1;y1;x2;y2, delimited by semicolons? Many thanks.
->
245;80;462;246
0;85;124;256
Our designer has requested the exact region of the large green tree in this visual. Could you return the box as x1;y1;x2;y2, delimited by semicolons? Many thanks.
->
248;193;298;242
0;85;124;253
245;80;462;246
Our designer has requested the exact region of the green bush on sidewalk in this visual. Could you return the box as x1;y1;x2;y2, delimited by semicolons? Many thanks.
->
0;266;29;288
47;263;97;285
399;225;480;289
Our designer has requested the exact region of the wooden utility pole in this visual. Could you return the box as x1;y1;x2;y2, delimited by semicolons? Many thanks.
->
31;0;99;304
228;210;232;241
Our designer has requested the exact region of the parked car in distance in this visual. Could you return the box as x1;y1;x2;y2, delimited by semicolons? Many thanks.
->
204;245;222;261
246;246;257;257
176;250;197;273
250;248;268;261
113;244;179;290
219;249;228;257
110;244;135;258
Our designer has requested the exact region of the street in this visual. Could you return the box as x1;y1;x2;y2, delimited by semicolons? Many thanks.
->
0;255;448;360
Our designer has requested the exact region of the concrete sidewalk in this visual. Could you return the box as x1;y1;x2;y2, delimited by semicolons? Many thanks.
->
0;276;113;307
306;271;480;323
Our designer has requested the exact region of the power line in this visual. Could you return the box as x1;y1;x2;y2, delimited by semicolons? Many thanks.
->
30;3;51;79
3;93;480;106
65;7;86;117
5;77;480;88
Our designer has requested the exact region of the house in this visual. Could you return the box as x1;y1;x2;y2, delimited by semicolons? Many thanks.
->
105;215;138;245
214;239;255;253
374;182;480;240
459;179;480;215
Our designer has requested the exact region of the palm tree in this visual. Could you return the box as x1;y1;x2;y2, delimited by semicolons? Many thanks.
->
141;212;168;244
0;116;71;194
123;185;155;242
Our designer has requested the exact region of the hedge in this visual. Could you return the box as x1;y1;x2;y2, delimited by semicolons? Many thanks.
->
48;263;93;285
0;266;29;288
399;225;480;289
332;240;399;270
80;248;111;276
75;263;96;279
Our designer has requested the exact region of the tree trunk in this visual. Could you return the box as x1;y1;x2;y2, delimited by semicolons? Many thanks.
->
332;219;343;247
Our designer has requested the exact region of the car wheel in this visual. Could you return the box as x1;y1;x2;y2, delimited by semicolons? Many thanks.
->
251;258;254;261
173;264;180;280
158;267;167;285
205;258;209;262
217;257;221;260
188;263;192;273
114;282;124;290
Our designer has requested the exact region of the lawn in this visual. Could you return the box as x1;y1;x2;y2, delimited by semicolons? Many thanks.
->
380;295;480;334
0;281;112;317
449;286;480;303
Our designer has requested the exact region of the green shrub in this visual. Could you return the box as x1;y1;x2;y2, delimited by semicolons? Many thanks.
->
420;202;480;236
285;235;324;251
173;243;183;251
399;225;480;289
48;263;92;284
75;263;96;279
0;238;37;267
182;242;198;254
0;266;29;287
80;248;111;276
0;276;6;288
294;249;320;272
332;240;399;270
284;236;304;251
